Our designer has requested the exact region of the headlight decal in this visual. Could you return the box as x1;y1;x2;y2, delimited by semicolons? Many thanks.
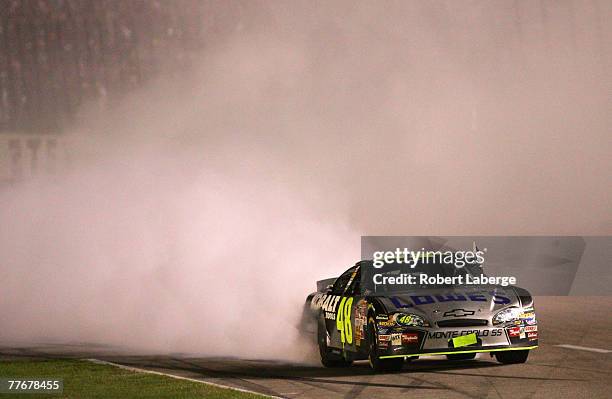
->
493;307;522;325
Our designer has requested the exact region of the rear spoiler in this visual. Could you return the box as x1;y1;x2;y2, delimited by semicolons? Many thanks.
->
316;277;336;292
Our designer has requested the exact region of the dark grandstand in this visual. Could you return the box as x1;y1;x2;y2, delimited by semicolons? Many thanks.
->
0;0;248;134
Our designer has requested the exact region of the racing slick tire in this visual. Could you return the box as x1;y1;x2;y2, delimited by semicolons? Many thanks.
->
317;320;353;368
446;352;477;361
494;349;529;364
367;319;403;372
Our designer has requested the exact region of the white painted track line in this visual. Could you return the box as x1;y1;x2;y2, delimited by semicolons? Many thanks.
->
87;358;283;398
555;344;611;353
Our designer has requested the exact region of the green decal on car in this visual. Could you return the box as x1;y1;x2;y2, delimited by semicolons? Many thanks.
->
452;333;478;348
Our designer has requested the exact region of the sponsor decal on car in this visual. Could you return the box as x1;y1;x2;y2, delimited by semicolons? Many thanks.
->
427;328;502;339
402;332;419;344
508;326;521;337
452;332;478;348
375;314;395;327
443;309;475;317
378;321;395;327
390;292;512;308
527;331;538;340
524;325;537;332
393;314;415;325
520;311;537;325
311;293;342;313
354;300;367;345
391;333;402;346
378;334;391;342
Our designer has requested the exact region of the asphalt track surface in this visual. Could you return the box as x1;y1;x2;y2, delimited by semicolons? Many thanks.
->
1;297;611;398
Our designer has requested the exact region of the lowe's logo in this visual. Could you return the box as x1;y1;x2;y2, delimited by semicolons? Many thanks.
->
390;293;511;308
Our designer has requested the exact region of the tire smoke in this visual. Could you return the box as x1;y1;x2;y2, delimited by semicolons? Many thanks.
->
1;2;610;361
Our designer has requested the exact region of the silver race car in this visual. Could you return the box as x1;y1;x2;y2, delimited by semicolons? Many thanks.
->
302;258;538;371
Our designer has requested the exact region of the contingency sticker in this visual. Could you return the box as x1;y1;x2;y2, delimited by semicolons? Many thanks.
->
452;333;477;348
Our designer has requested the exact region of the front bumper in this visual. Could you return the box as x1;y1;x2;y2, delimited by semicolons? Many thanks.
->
379;343;538;359
376;324;539;359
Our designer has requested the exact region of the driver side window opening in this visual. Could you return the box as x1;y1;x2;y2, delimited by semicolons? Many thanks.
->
332;266;360;296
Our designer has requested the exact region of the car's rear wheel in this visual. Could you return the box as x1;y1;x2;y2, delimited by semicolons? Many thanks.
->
447;352;477;361
367;319;403;372
317;320;352;368
494;349;529;364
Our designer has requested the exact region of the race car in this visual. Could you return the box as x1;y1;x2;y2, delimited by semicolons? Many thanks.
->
301;259;538;371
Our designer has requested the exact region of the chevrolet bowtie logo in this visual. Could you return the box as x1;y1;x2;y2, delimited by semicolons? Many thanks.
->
443;309;475;317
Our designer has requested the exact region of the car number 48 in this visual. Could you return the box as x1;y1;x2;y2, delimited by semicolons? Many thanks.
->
336;297;354;344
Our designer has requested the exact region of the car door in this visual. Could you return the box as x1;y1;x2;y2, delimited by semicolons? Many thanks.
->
327;266;361;351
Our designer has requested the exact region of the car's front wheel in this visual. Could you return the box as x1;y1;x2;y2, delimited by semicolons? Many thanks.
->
367;319;403;372
494;349;529;364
